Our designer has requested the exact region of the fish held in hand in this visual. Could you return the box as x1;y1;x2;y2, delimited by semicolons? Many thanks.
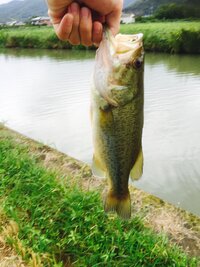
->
91;30;144;219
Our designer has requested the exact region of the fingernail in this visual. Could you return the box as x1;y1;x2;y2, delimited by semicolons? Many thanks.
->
71;2;78;13
94;24;101;35
81;7;89;18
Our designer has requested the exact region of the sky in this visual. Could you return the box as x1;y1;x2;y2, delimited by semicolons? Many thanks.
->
0;0;13;4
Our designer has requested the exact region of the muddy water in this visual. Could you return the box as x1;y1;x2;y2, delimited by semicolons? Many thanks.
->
0;49;200;216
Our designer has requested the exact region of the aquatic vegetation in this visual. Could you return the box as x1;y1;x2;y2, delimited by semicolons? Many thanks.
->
0;128;198;266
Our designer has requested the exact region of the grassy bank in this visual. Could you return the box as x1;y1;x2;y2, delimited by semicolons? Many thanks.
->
0;125;199;266
0;26;75;50
120;21;200;54
0;21;200;53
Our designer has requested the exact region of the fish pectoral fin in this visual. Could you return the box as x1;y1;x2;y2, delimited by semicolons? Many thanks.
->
130;148;143;181
92;155;106;179
104;190;131;220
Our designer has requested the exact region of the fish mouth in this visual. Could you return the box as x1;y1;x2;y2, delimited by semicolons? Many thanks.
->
93;30;144;107
112;33;144;64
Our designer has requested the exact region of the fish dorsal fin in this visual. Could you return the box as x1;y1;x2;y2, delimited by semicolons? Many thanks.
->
92;155;106;179
130;148;143;181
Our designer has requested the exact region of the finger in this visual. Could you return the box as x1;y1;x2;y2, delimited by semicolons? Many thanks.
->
106;4;122;36
80;7;93;47
47;0;73;22
91;10;105;24
106;10;121;36
92;21;103;46
54;13;73;41
68;2;80;45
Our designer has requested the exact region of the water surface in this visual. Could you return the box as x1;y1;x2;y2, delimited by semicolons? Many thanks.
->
0;49;200;216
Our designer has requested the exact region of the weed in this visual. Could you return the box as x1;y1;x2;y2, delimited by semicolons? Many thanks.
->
120;21;200;54
0;22;200;53
0;133;198;266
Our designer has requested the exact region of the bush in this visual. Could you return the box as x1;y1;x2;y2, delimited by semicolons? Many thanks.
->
1;24;200;54
120;22;200;54
179;29;200;53
155;3;200;20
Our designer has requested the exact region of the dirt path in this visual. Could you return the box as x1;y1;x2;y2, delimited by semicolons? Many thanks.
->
0;243;26;267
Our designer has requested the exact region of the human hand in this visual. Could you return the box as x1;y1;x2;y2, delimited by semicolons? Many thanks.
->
47;0;123;46
81;0;123;36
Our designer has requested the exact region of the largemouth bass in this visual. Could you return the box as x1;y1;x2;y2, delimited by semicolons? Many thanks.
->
91;30;144;219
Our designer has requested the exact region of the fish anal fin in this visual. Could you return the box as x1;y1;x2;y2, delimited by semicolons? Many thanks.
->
104;190;131;220
130;148;143;181
92;155;106;179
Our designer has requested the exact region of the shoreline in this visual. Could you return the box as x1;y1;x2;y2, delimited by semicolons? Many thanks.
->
0;124;199;262
0;21;200;53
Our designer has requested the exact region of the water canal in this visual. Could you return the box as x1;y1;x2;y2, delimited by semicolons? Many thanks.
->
0;49;200;216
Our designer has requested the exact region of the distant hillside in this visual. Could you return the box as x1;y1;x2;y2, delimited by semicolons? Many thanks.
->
124;0;200;16
1;0;199;23
123;0;137;8
0;0;137;23
0;0;47;23
0;0;136;23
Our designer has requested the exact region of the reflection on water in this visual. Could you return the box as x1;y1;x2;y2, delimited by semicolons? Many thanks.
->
139;53;200;216
0;48;94;61
0;49;200;216
146;53;200;76
0;49;94;161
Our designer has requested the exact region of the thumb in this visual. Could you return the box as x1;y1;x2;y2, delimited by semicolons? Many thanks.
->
106;7;121;35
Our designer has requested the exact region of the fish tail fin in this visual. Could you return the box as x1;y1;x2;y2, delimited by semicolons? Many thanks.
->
104;190;131;220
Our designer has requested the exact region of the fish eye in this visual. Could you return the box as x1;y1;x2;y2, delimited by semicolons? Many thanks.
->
134;59;142;69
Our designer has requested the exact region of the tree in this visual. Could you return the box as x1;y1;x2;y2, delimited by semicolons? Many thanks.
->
154;3;200;19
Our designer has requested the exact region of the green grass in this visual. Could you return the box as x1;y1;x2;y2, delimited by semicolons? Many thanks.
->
0;21;200;53
0;26;86;50
120;21;200;53
0;130;199;266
